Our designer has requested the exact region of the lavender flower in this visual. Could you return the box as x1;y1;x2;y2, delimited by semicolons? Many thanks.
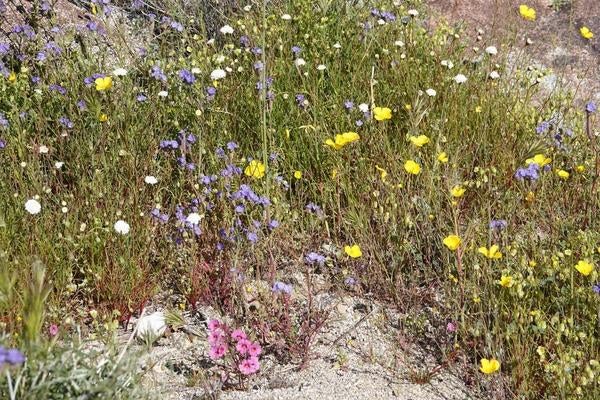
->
489;219;508;230
586;101;597;114
344;100;354;110
206;86;216;101
0;112;8;128
305;252;325;265
291;45;301;56
151;65;167;82
227;141;238;151
0;139;6;149
0;346;25;367
515;163;540;182
240;35;250;48
178;69;195;84
49;84;67;95
58;116;74;129
272;281;293;294
295;94;306;108
593;283;600;294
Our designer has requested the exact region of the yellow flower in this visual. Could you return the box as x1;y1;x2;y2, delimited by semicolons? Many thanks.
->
404;160;421;175
499;275;513;287
576;165;585;173
480;358;501;374
373;107;392;121
375;165;388;181
99;114;108;122
409;135;430;147
437;152;449;163
344;244;362;258
244;160;266;179
443;235;461;251
525;191;535;202
331;168;338;179
556;169;569;180
475;106;482;113
8;72;16;82
325;131;360;150
575;260;594;276
519;4;536;21
525;154;551;167
450;185;466;198
580;26;594;40
404;104;412;111
294;170;302;180
478;245;503;259
95;76;113;91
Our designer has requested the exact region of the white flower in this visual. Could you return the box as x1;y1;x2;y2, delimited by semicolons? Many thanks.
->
158;90;168;97
333;42;342;49
215;55;226;64
485;46;498;56
394;40;405;47
136;312;167;339
113;68;128;76
210;68;226;80
206;38;215;45
25;199;41;215
144;175;158;185
39;145;49;154
243;5;251;12
425;88;437;97
61;207;68;213
441;59;454;69
281;14;292;20
377;18;386;25
186;213;202;225
54;161;64;169
316;64;326;71
114;220;130;235
191;67;201;74
408;9;419;17
453;74;468;84
220;25;234;34
358;103;369;113
294;58;306;67
489;71;500;80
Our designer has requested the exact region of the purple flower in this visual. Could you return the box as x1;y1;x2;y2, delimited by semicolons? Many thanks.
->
235;205;245;213
295;94;306;108
170;21;184;32
305;202;322;214
272;281;293;294
151;65;167;82
381;11;396;22
0;112;8;128
0;347;25;366
593;283;600;294
227;141;238;151
489;219;508;230
215;147;226;158
247;231;258;243
0;139;6;149
77;99;87;110
291;45;301;55
58;116;74;129
206;86;216;101
137;93;148;102
305;252;325;265
0;42;10;55
240;35;250;47
178;69;195;85
536;120;550;134
251;47;262;55
49;84;67;95
268;219;279;230
515;163;540;182
586;101;597;114
31;76;41;84
159;139;179;149
253;61;264;71
344;276;357;286
355;120;364;127
344;100;354;110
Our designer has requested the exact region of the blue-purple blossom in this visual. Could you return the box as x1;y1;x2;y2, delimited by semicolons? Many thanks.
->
291;45;301;55
178;69;195;84
159;139;179;149
0;346;26;366
240;35;250;47
305;252;325;265
247;231;258;243
0;42;10;55
77;99;87;110
586;101;597;114
344;100;354;110
251;47;262;55
489;219;508;230
592;283;600;294
136;93;147;102
227;141;238;151
515;163;540;181
151;65;167;82
0;112;8;128
268;219;279;230
536;120;550;134
58;116;74;129
49;84;67;95
206;86;216;100
295;94;306;108
272;281;293;294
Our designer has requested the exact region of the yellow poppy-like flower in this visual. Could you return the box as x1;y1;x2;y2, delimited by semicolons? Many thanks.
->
373;107;392;121
294;170;302;179
525;154;551;167
443;235;461;251
519;4;536;21
95;76;113;91
99;114;108;122
409;135;430;147
344;244;362;258
8;72;16;82
450;185;466;198
437;152;448;163
331;168;338;179
580;26;594;40
576;165;585;173
325;131;360;150
499;275;513;287
475;106;482;113
480;358;501;374
404;104;412;111
575;260;594;276
375;165;388;181
478;245;503;259
244;160;266;179
556;169;569;180
525;191;535;202
404;160;421;175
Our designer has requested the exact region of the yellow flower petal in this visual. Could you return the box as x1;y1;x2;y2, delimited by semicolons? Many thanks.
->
373;107;392;121
404;160;421;175
443;235;461;251
575;260;594;276
519;5;536;21
95;76;113;91
480;358;501;374
344;244;362;258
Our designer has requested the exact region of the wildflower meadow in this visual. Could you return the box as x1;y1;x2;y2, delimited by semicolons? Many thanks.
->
0;0;599;398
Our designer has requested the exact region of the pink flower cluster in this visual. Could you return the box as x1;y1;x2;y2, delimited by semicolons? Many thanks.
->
208;319;262;375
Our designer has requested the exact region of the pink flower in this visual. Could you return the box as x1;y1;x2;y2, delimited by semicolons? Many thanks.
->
208;319;221;331
446;322;457;333
208;330;225;346
236;338;251;355
238;356;260;375
48;324;59;337
209;343;228;360
231;329;247;342
248;341;262;357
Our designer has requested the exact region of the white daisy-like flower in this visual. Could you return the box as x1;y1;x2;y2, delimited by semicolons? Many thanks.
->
225;67;232;73
220;25;234;34
425;88;437;97
186;213;202;225
206;38;215;45
377;19;386;25
358;103;369;113
489;71;500;80
453;74;468;84
441;59;454;69
158;90;168;97
113;68;128;76
25;199;41;215
408;9;419;17
394;40;405;47
215;55;226;64
210;69;226;80
316;64;327;71
243;5;252;12
294;58;306;67
191;67;201;74
39;145;49;154
144;175;158;185
485;46;498;56
136;312;167;339
114;220;130;235
281;14;292;20
54;161;64;169
333;42;342;49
